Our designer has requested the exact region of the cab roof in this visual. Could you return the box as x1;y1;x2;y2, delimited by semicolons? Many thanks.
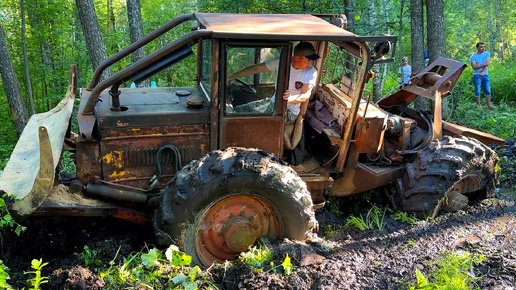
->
194;13;358;41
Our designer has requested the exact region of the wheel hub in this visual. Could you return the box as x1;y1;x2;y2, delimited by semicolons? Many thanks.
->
195;195;281;265
223;216;258;251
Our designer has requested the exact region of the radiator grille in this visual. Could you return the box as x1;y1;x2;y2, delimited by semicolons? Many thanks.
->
123;146;195;168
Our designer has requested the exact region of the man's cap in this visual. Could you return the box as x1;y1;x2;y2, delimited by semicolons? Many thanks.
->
294;42;320;60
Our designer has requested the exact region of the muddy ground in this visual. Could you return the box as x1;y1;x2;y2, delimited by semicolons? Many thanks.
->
1;141;515;290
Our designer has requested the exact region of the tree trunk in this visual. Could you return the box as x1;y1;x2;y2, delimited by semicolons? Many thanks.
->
27;0;56;108
21;0;35;115
426;0;447;117
410;0;429;110
127;0;146;87
494;0;503;60
344;0;356;32
380;0;391;100
107;0;116;32
0;23;30;135
368;0;382;102
75;0;111;80
426;0;446;62
107;0;116;55
397;0;406;81
344;0;356;89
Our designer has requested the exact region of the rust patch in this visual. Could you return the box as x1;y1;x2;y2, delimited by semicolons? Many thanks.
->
116;120;129;127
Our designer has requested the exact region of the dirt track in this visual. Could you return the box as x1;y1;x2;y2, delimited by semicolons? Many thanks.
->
1;142;515;289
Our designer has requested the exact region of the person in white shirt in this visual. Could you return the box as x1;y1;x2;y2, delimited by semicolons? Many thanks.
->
227;42;319;124
398;56;412;84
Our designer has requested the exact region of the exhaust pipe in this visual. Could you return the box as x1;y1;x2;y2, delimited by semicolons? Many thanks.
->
84;184;149;205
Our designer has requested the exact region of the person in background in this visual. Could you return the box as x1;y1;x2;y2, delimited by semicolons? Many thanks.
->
470;42;495;109
398;56;412;84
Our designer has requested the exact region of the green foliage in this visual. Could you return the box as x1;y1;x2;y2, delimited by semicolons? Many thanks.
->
238;245;294;275
407;251;486;290
280;254;293;275
339;186;395;217
78;245;102;267
448;97;515;141
140;247;162;269
321;224;340;238
391;211;419;225
0;193;26;236
197;0;342;14
24;259;49;290
453;61;516;108
408;269;431;290
59;151;76;173
444;1;515;63
101;245;216;289
165;244;193;267
0;122;17;171
239;245;273;270
0;260;13;290
345;205;386;231
326;197;344;216
497;154;516;188
171;266;204;290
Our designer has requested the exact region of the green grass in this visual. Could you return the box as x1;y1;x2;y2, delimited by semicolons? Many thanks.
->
407;251;486;290
447;100;515;140
321;224;341;238
391;211;419;225
78;245;101;266
344;205;386;231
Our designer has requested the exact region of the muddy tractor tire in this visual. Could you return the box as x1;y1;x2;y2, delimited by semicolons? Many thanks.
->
153;147;318;266
394;136;499;216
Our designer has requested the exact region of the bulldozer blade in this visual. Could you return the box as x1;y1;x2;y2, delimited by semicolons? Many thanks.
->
0;65;77;221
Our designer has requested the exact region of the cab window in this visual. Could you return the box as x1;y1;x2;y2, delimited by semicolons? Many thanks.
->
199;39;212;100
224;45;282;115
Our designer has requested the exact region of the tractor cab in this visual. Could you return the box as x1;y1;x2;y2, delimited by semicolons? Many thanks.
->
75;13;396;192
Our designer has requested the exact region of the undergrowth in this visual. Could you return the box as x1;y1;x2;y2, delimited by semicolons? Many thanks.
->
100;244;215;289
0;260;12;289
391;210;419;224
344;205;386;231
24;259;49;290
59;151;76;173
0;193;26;237
0;122;17;171
407;251;486;290
239;242;293;275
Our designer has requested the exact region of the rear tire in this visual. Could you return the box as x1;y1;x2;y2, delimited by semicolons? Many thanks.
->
153;147;317;266
394;136;499;215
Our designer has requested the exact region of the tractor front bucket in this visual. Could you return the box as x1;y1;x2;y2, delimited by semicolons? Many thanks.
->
0;65;77;221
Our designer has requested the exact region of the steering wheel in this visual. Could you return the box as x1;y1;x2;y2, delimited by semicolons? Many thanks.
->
231;78;257;95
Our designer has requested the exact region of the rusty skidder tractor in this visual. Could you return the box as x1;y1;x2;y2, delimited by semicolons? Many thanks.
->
0;13;503;266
